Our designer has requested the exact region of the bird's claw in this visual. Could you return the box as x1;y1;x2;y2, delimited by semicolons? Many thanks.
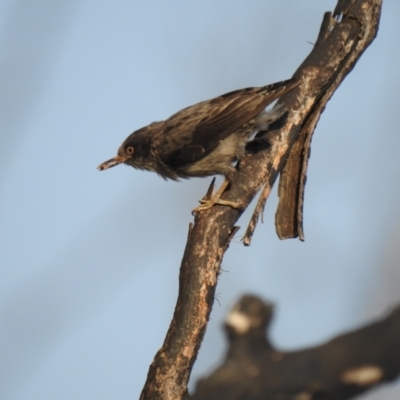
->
192;199;216;213
192;198;241;214
192;178;242;214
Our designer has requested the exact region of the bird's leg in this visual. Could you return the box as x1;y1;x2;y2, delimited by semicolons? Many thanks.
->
192;179;240;213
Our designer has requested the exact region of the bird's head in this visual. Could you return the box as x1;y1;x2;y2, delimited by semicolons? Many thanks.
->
97;123;158;171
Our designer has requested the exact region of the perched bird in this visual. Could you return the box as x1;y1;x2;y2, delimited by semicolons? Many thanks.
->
98;77;300;212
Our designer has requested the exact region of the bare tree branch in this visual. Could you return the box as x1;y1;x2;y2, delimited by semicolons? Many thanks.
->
274;0;382;241
140;1;382;398
192;295;400;400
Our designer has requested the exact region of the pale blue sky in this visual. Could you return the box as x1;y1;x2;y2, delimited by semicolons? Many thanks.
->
1;1;400;399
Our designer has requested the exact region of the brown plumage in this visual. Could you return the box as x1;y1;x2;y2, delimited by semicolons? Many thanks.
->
98;77;300;211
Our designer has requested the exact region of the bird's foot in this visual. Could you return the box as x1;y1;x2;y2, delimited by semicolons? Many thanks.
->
192;178;240;214
192;197;240;213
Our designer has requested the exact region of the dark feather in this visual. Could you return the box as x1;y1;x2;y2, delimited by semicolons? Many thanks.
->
155;78;300;168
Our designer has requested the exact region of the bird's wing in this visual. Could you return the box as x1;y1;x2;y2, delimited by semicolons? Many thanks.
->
155;78;300;168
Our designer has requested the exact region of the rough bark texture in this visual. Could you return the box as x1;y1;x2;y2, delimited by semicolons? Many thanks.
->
274;0;382;241
192;296;400;400
140;1;382;398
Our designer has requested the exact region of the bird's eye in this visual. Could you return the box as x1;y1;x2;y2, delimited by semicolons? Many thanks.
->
126;146;134;155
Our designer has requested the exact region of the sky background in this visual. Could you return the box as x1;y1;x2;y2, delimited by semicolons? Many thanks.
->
1;1;400;399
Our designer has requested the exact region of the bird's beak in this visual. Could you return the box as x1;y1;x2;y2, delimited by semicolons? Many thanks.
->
97;155;130;171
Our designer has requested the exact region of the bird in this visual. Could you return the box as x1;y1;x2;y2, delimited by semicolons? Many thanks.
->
97;77;301;213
